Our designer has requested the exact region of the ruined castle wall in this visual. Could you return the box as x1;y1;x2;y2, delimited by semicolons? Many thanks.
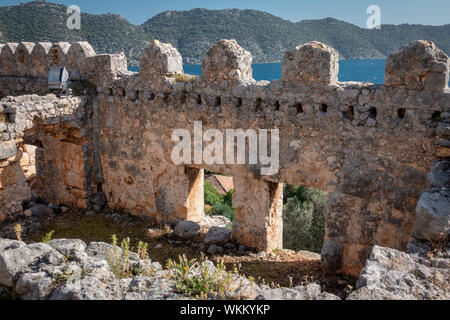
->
95;39;448;276
0;94;96;218
0;39;448;277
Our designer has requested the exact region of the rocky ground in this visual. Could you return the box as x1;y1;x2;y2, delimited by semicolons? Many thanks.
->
0;201;448;300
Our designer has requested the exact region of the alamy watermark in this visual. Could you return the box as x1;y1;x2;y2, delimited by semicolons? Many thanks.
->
171;122;280;176
366;5;381;29
67;5;81;30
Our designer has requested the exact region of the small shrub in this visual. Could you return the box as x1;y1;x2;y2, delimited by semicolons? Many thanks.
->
42;230;55;244
106;235;152;279
14;224;22;242
167;254;237;299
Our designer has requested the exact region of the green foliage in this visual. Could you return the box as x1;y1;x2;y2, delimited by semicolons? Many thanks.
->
41;230;55;244
204;181;224;207
2;2;450;66
282;186;327;253
166;254;238;299
211;203;235;222
223;189;234;208
204;181;235;221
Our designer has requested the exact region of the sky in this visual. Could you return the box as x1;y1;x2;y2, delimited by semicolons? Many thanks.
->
1;0;449;27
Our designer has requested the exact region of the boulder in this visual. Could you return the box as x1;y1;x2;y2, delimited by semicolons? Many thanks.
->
413;190;450;242
50;276;114;300
49;239;87;262
15;272;53;300
352;246;449;300
173;221;200;240
0;241;53;287
204;227;231;245
258;283;326;300
28;204;54;218
207;245;224;256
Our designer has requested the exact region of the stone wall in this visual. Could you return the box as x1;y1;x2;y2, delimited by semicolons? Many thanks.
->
0;39;448;277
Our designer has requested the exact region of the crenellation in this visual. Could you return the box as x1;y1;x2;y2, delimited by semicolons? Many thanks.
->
139;40;183;80
282;41;339;87
29;42;52;78
16;42;35;77
202;39;253;85
48;42;70;67
0;43;19;76
66;42;96;80
385;40;450;92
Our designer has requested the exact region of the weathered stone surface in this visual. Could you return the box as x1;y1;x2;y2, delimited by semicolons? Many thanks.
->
232;174;283;252
412;159;450;242
352;246;449;300
173;221;200;240
413;190;450;242
67;42;96;80
204;227;231;245
257;283;330;300
49;239;87;262
51;276;113;300
202;39;253;83
0;240;52;286
0;43;19;76
15;272;53;300
87;53;127;81
48;42;70;67
0;141;17;160
282;41;339;87
30;42;52;78
385;40;450;92
86;242;121;260
16;42;35;77
139;40;183;79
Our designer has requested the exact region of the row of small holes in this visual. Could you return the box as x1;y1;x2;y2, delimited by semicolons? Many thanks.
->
105;89;443;122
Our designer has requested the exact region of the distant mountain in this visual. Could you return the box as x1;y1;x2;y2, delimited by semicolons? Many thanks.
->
1;1;449;66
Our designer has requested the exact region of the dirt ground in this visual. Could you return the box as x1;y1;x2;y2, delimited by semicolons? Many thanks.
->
2;209;354;296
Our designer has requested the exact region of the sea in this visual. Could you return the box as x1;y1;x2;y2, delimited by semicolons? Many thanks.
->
129;59;388;84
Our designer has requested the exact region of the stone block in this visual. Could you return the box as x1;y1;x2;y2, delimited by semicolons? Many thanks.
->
139;40;183;79
385;40;450;92
282;41;339;87
202;39;253;83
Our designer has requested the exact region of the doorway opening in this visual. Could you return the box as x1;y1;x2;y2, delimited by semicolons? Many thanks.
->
282;184;327;254
203;171;235;228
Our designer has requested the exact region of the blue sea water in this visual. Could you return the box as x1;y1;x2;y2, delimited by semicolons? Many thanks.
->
129;59;387;84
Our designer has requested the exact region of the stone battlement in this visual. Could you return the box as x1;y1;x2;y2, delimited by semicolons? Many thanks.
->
0;39;449;277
